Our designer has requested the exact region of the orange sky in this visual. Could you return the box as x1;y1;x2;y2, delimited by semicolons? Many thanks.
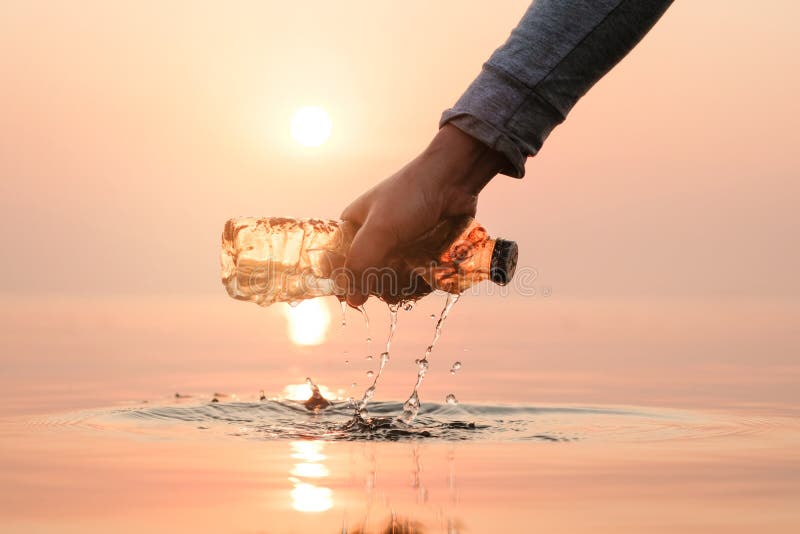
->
2;7;799;533
1;0;798;299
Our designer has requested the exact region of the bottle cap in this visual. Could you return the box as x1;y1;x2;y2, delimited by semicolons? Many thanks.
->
490;239;518;285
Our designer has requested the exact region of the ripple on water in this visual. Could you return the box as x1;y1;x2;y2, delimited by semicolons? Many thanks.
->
27;400;781;444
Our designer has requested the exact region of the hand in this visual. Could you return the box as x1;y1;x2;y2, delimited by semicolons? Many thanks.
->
340;124;507;306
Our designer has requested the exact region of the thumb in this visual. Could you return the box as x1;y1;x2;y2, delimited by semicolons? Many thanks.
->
344;219;398;307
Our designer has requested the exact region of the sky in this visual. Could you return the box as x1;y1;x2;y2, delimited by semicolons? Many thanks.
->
0;0;798;424
0;7;798;531
1;0;798;299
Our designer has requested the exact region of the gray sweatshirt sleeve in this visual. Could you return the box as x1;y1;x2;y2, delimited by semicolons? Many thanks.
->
440;0;673;177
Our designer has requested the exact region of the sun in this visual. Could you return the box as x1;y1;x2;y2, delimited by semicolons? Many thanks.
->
290;106;332;147
283;299;331;346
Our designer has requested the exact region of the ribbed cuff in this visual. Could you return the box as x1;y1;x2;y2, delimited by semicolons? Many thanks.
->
439;64;565;179
439;113;525;178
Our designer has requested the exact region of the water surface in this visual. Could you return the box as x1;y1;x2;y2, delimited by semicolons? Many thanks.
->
1;296;798;532
32;398;775;444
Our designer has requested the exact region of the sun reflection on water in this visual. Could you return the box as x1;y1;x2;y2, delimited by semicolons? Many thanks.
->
289;482;333;513
288;441;333;513
291;463;329;478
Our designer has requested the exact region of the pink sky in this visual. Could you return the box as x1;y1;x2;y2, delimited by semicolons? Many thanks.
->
0;1;798;417
1;0;798;299
0;6;798;531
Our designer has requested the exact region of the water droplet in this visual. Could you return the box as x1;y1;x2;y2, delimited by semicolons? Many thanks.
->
350;382;356;388
366;370;374;378
365;354;373;360
366;337;372;343
340;299;347;327
429;313;436;319
357;304;369;328
344;360;350;365
398;391;420;425
305;377;312;386
380;351;390;365
445;393;458;405
403;300;415;311
289;300;300;308
450;361;462;374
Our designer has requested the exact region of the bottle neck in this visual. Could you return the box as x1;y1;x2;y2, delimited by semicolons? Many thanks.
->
425;219;496;294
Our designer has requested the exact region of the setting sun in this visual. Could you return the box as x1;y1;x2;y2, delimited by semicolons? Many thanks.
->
283;299;331;345
290;106;332;147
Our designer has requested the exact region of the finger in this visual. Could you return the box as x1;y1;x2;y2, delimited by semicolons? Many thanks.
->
340;189;374;224
340;202;363;225
344;219;398;306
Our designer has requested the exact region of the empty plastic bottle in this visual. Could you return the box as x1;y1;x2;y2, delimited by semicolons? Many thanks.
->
220;215;517;306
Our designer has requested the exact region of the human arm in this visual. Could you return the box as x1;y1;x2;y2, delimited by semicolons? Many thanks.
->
341;0;673;305
442;0;673;178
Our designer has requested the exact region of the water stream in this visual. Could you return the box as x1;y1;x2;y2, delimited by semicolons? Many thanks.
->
398;293;460;425
354;303;399;418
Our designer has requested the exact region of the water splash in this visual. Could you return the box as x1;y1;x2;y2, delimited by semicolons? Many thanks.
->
398;293;460;425
303;377;331;412
353;303;400;420
45;396;749;444
89;400;655;442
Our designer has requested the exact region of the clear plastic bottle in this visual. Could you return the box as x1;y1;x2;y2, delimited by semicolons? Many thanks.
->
220;215;517;306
